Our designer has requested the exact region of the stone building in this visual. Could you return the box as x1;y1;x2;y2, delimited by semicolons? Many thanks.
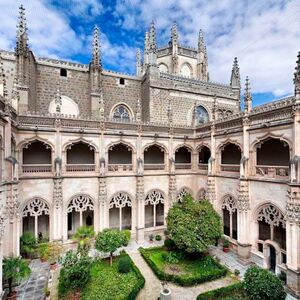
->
0;5;299;298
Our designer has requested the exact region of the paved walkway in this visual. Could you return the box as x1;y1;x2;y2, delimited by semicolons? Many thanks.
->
16;259;50;300
129;250;236;300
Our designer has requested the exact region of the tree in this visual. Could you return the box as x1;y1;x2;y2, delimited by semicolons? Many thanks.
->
95;229;125;266
166;196;222;253
72;226;95;256
3;257;31;296
244;266;286;300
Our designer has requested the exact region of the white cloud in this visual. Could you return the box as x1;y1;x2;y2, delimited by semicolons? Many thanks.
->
115;0;300;97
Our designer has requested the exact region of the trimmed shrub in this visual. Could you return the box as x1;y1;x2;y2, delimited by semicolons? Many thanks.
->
155;234;162;241
118;256;132;274
244;266;286;300
164;238;176;250
197;282;245;300
122;230;131;246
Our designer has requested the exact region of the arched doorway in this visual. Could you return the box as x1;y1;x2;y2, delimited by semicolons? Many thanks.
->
67;195;94;238
22;198;50;240
109;192;132;230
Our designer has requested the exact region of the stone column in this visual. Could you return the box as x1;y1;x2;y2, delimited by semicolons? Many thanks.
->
98;176;107;231
207;124;216;203
53;177;63;241
136;175;145;243
237;116;252;261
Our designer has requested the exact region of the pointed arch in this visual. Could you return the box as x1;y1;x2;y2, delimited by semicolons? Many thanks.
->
62;138;98;153
177;186;193;202
180;62;193;77
18;137;54;152
221;194;238;239
110;102;134;121
251;133;292;152
197;188;207;201
158;63;169;73
144;189;165;228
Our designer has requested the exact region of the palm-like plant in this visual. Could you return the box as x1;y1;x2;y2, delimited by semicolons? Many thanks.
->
3;257;31;296
72;226;95;255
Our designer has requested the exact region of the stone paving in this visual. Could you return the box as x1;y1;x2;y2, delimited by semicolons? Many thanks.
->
16;259;50;300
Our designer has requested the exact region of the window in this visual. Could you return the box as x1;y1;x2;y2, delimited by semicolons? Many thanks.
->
195;105;209;124
60;68;67;77
112;105;131;121
222;194;238;240
119;78;125;85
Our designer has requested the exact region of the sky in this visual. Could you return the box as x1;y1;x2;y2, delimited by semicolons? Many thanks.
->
0;0;299;106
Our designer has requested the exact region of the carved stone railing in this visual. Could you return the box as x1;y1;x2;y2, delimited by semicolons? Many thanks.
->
108;164;133;172
66;164;96;172
144;164;165;171
221;164;240;173
22;164;52;173
198;163;208;170
175;163;192;170
256;165;289;178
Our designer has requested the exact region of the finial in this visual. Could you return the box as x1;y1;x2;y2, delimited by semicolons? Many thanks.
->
294;52;300;100
15;4;28;56
198;29;205;53
92;25;101;68
136;99;141;122
55;89;62;113
149;21;156;52
230;57;241;88
171;22;178;44
244;76;252;112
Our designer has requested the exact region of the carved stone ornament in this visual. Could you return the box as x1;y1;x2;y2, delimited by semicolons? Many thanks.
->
177;187;192;203
145;190;164;205
22;198;50;217
237;180;250;211
287;189;300;224
109;193;132;209
222;194;237;214
257;204;285;228
67;195;94;213
53;178;63;209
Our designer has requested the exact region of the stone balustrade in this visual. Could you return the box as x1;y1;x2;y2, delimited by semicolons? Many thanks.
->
256;165;289;178
22;164;52;173
66;164;96;172
221;164;240;173
175;163;192;170
144;164;166;171
108;164;133;172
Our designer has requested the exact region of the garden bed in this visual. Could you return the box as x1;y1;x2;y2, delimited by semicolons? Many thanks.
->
197;282;247;300
80;254;145;300
139;246;227;286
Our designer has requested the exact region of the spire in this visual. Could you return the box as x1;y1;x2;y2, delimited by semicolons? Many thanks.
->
149;21;157;52
91;25;102;69
55;89;62;113
197;29;208;81
294;52;300;101
136;48;141;76
198;29;205;53
244;76;252;113
144;31;150;53
15;4;29;56
171;22;178;45
136;99;141;122
230;57;241;88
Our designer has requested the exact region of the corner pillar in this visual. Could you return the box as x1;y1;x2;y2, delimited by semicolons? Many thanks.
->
136;175;145;243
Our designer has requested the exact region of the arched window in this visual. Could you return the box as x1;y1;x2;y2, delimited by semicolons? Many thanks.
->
144;144;165;170
22;198;50;240
108;143;133;172
180;63;192;77
177;187;192;203
222;194;237;239
197;188;207;201
195;106;209;124
158;63;169;73
220;143;241;172
67;195;94;238
109;193;132;230
175;146;192;169
112;105;131;121
145;190;165;228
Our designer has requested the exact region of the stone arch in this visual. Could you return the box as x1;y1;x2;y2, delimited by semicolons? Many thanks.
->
251;133;292;152
221;194;238;239
177;186;193;202
106;140;136;154
143;142;167;168
142;141;168;154
110;102;134;121
63;138;98;153
255;203;285;228
49;95;79;116
109;192;133;230
144;189;165;228
22;197;50;239
18;137;54;152
180;62;193;77
158;63;169;73
67;194;95;237
197;188;207;201
174;143;194;153
217;139;242;154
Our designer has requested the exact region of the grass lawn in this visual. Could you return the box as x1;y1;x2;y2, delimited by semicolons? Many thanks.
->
197;282;248;300
139;246;227;286
81;254;144;300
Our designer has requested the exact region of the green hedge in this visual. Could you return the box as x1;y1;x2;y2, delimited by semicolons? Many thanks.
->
197;282;246;300
139;247;227;286
126;255;145;300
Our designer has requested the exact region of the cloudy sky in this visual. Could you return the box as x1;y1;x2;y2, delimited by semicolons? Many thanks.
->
0;0;299;106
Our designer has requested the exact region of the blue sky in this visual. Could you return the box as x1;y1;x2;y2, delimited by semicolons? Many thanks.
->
0;0;300;106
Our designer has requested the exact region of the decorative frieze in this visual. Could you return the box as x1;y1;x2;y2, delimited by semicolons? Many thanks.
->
206;176;215;203
136;176;144;203
53;178;63;209
287;187;300;224
98;177;107;206
238;179;250;211
5;184;19;221
168;175;177;204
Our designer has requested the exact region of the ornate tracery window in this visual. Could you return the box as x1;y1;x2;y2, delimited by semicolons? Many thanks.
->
222;194;238;239
112;105;131;121
195;105;209;124
145;190;165;228
67;195;94;236
198;188;207;201
109;192;132;230
177;187;192;203
257;204;286;249
22;198;50;239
